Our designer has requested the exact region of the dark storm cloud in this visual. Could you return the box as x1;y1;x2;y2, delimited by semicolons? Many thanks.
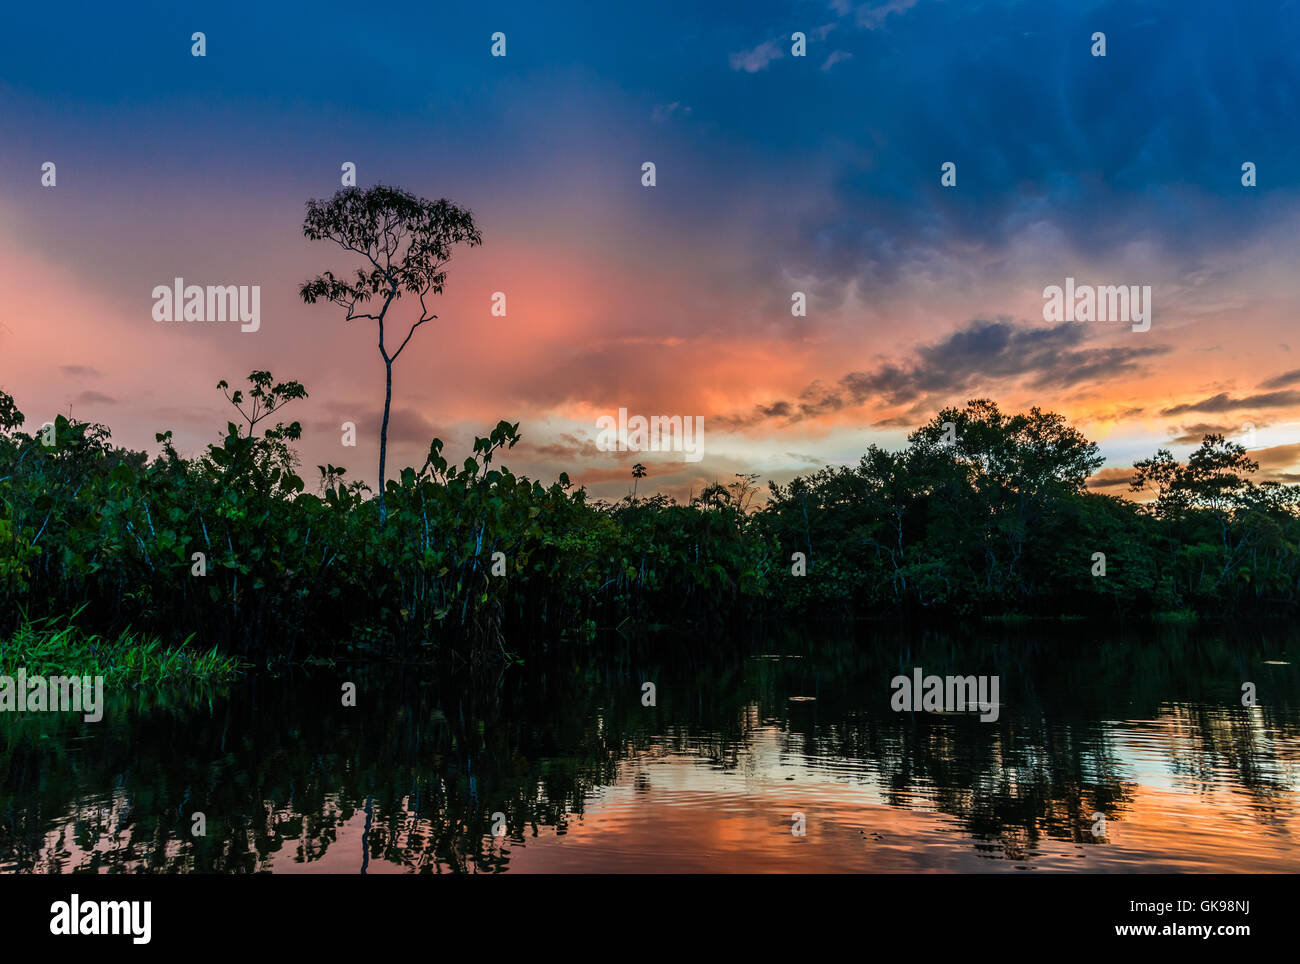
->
745;1;1300;293
1167;420;1270;445
311;406;439;447
1253;442;1300;483
1160;391;1300;416
1086;467;1136;491
718;319;1169;429
69;390;116;406
1259;369;1300;390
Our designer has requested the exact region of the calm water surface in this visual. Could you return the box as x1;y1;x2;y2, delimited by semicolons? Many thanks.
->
2;625;1298;872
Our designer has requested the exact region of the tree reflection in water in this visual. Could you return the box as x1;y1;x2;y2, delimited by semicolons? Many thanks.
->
1;624;1296;872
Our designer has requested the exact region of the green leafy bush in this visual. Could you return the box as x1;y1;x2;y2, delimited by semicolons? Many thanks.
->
3;386;1297;667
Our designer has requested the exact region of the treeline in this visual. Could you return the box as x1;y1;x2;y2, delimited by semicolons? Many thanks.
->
2;379;1299;663
765;399;1300;617
0;373;769;663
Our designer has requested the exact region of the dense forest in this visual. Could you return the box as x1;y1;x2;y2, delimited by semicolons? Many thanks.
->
3;376;1299;665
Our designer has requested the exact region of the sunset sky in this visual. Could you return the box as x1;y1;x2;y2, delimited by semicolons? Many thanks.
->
2;0;1299;500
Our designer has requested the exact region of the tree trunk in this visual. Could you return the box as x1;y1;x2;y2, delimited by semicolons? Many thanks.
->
379;360;392;528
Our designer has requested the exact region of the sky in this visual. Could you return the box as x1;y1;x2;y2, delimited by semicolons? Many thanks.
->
2;0;1299;501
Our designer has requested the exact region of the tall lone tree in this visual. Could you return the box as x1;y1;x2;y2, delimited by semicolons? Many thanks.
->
299;185;482;526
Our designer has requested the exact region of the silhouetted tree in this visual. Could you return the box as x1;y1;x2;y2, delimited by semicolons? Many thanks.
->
299;185;482;526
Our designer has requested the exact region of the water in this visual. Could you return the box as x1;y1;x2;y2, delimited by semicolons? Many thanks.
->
2;624;1298;873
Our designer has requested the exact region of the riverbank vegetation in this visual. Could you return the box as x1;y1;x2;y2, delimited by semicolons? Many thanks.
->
1;613;240;685
3;378;1299;665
